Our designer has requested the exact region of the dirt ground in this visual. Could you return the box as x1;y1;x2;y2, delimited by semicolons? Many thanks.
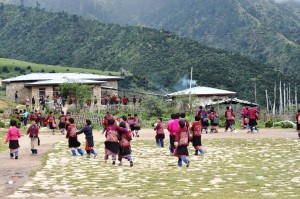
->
0;127;298;198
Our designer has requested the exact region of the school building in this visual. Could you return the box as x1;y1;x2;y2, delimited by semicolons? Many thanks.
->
1;73;124;105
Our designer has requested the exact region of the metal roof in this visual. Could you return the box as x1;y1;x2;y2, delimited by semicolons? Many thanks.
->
167;86;236;97
206;98;259;107
2;73;124;83
24;78;106;86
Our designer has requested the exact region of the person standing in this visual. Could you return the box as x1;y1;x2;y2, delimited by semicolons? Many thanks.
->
15;91;19;104
133;114;141;137
295;110;300;139
168;113;180;155
225;106;235;132
5;120;21;159
25;96;30;109
23;109;29;126
248;107;259;133
58;111;66;135
198;106;208;133
139;96;142;107
76;119;97;158
174;119;190;167
31;96;36;110
191;115;204;155
66;118;84;156
208;107;219;133
132;95;137;106
154;117;165;147
26;119;39;155
118;121;133;167
47;112;57;135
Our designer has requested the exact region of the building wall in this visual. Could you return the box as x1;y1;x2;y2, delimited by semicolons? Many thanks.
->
6;82;31;104
102;80;118;95
31;86;54;102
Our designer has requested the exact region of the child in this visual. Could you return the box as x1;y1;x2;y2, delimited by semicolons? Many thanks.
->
58;111;66;135
191;115;204;155
65;112;72;131
104;119;126;164
127;114;135;136
118;121;133;167
225;106;235;132
5;120;21;159
66;118;84;156
174;119;190;167
180;113;190;129
133;114;141;137
295;110;300;139
26;119;39;155
154;117;165;147
47;112;57;135
76;119;97;158
208;107;219;133
168;113;180;155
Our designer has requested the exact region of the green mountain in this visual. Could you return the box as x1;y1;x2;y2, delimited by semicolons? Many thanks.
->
4;0;299;74
0;5;297;105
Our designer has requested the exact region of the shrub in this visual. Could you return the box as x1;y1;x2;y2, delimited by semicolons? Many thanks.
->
0;120;5;128
265;120;274;128
27;66;32;70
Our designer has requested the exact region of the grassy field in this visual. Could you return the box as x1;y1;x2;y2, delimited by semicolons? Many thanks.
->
10;138;300;198
0;58;124;79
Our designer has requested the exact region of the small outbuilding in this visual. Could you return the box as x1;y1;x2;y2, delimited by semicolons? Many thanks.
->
2;73;124;105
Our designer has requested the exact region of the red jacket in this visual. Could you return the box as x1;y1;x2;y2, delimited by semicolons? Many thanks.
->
296;113;300;124
225;110;235;120
27;125;39;138
154;122;164;134
248;108;258;119
191;121;202;137
66;124;77;138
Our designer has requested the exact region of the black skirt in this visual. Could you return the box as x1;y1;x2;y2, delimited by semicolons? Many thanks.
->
49;122;56;129
87;137;94;147
105;141;120;153
59;122;66;129
68;137;81;148
176;146;189;156
119;147;131;156
192;136;202;146
156;134;165;139
9;140;20;149
297;123;300;130
134;126;141;131
130;124;135;131
249;119;257;126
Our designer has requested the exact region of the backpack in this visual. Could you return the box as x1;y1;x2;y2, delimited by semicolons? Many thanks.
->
69;126;78;137
209;112;216;120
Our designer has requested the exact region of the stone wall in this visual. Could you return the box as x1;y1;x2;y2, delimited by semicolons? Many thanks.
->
0;78;2;88
102;80;118;96
31;86;54;103
6;82;31;104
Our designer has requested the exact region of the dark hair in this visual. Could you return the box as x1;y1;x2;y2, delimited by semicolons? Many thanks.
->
175;113;180;119
195;115;200;121
179;119;186;128
199;106;203;109
134;114;137;117
61;111;64;114
23;109;26;112
128;114;132;116
108;119;115;125
226;106;230;110
210;107;214;110
69;118;75;124
86;119;92;125
67;112;70;114
298;109;300;112
10;120;17;126
119;122;126;128
158;117;162;122
171;113;175;119
180;112;186;118
50;111;53;114
121;116;127;121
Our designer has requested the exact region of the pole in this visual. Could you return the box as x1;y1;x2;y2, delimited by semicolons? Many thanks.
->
190;67;193;89
254;79;257;104
189;67;193;113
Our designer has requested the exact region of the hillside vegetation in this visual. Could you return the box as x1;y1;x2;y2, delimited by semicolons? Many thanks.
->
0;5;298;105
4;0;299;74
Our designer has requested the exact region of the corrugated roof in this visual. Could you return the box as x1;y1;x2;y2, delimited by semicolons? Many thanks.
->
24;78;106;86
206;98;259;107
2;73;123;83
167;86;236;96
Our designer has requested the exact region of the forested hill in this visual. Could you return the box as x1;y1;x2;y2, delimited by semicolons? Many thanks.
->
4;0;300;75
0;5;297;105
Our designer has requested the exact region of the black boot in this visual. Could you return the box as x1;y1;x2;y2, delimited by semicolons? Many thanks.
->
194;150;198;156
34;149;38;155
31;149;34;155
10;153;14;158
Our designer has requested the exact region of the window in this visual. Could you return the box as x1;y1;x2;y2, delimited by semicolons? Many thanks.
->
39;88;46;98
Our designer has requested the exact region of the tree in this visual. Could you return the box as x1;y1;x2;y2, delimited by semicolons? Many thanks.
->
59;82;92;108
27;65;32;70
2;66;9;73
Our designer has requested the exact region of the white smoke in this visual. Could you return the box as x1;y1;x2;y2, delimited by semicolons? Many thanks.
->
174;75;197;91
